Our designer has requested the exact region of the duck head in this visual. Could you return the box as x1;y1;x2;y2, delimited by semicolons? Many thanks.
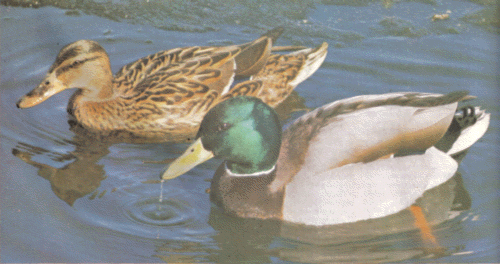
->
161;96;282;180
17;40;113;108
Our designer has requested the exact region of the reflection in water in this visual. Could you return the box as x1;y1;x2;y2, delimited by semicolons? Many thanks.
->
11;134;110;206
208;210;281;263
154;240;217;263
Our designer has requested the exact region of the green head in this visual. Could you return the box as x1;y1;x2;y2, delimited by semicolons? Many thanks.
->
198;96;282;174
161;96;282;180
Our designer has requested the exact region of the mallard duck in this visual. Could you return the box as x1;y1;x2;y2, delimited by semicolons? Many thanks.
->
16;27;328;140
161;91;490;226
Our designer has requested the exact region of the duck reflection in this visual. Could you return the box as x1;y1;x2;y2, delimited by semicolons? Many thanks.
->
205;172;471;263
12;135;110;206
11;91;307;206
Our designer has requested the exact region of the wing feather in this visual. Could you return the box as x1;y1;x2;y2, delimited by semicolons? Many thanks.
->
274;92;470;189
283;146;458;226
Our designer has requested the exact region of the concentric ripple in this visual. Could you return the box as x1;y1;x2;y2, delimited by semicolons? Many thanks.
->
125;196;197;227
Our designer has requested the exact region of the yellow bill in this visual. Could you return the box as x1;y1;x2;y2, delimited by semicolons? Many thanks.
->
161;138;214;180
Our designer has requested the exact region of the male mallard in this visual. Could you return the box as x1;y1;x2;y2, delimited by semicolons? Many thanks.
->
16;28;328;140
161;92;490;226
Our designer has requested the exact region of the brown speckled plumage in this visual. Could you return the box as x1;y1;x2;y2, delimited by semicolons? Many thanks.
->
17;28;328;141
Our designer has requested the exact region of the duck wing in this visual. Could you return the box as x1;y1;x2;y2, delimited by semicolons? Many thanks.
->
117;48;242;127
113;27;284;94
283;146;459;225
278;91;472;178
114;46;225;93
276;91;489;225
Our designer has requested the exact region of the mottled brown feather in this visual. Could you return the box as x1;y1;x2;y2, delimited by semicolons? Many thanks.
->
18;28;328;142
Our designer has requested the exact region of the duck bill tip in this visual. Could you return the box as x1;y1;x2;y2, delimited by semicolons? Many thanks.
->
16;95;45;108
17;79;67;109
160;138;214;181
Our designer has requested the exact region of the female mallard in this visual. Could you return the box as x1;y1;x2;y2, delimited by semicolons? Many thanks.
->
161;92;489;226
16;28;328;141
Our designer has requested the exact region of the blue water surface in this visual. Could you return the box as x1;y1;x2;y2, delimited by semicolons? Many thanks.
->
1;0;499;262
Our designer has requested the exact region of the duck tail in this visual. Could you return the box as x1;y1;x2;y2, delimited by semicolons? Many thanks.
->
435;105;490;160
287;42;328;89
248;42;328;107
222;42;328;107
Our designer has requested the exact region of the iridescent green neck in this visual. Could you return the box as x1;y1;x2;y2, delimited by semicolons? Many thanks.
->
198;96;282;175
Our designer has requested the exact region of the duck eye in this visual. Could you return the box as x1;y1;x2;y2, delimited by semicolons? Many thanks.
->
217;123;231;132
44;81;50;85
71;60;81;67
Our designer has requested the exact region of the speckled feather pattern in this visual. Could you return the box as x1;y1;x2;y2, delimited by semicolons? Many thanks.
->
18;28;328;141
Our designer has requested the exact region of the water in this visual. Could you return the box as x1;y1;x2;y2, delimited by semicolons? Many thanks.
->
1;0;499;262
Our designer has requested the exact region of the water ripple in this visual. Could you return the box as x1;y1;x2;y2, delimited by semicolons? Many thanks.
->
125;196;196;228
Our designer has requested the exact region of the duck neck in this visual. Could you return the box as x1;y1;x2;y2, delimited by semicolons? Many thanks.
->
94;78;114;100
210;162;284;220
80;68;114;101
63;52;115;102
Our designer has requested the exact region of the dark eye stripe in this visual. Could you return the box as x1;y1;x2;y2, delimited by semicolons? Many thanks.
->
55;56;100;77
49;48;80;73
